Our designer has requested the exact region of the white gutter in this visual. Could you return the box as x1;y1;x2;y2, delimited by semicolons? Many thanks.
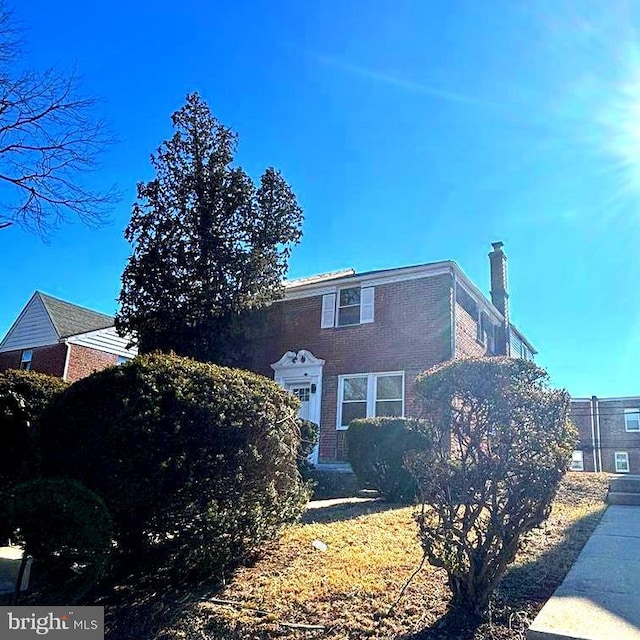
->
62;341;71;381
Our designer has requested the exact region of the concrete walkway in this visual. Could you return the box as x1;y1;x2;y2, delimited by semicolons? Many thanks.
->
306;496;378;510
528;505;640;640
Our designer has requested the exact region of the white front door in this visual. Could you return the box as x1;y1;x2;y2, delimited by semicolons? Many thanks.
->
287;384;312;422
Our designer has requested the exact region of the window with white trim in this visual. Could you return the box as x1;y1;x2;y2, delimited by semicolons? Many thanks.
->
20;349;32;371
338;288;361;326
615;451;630;473
486;323;495;354
624;409;640;432
338;372;403;429
321;287;374;328
117;356;129;366
570;450;584;471
476;311;485;343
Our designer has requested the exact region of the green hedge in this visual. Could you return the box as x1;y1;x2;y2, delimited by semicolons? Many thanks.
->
3;478;113;598
346;417;434;503
38;353;312;580
0;370;68;543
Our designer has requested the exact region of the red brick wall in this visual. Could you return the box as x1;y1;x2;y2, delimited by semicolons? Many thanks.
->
569;399;596;472
597;398;640;473
0;344;66;378
455;302;486;358
1;343;121;383
250;274;454;462
569;398;640;473
0;350;21;371
66;344;118;383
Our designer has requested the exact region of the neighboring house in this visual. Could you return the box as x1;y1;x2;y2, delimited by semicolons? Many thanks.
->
249;242;536;465
570;397;640;474
0;291;137;383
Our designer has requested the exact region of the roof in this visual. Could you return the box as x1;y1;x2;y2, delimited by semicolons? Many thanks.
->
283;260;537;355
285;269;356;288
37;292;114;338
285;261;448;289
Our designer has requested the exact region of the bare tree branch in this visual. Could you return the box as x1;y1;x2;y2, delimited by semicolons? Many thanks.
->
0;1;118;237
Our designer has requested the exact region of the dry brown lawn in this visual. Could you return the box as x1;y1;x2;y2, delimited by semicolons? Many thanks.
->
103;473;608;640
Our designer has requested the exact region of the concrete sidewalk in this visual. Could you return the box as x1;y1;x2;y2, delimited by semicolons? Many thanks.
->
528;505;640;640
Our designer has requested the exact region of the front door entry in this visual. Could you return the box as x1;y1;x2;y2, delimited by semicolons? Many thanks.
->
287;384;311;422
271;350;324;465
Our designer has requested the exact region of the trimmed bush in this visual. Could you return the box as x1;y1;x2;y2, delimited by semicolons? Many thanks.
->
409;358;576;615
0;370;68;542
346;417;434;503
38;353;311;580
3;478;113;598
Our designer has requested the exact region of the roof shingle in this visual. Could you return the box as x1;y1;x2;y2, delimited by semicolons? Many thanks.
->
38;292;114;338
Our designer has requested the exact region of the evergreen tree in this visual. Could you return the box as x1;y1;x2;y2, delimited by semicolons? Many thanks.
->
116;93;303;363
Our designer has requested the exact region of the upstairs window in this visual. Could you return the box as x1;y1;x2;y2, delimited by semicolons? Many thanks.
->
476;311;485;343
625;409;640;432
338;288;361;326
486;323;496;354
338;372;404;429
321;287;374;328
476;311;496;354
20;349;32;371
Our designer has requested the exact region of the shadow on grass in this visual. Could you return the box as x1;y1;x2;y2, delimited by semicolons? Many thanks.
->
400;505;607;640
302;498;409;525
101;582;217;640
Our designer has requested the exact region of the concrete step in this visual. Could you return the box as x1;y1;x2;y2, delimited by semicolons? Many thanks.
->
609;475;640;494
607;491;640;506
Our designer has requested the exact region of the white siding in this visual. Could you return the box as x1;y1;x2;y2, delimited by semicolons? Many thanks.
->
0;294;58;352
66;327;137;358
509;331;522;358
509;330;532;360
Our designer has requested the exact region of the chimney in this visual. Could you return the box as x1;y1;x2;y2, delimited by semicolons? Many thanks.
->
489;241;509;322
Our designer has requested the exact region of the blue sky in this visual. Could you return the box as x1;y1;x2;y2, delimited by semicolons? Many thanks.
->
1;0;639;397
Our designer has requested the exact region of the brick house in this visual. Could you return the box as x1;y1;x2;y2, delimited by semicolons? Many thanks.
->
249;242;536;464
0;291;137;383
569;397;640;474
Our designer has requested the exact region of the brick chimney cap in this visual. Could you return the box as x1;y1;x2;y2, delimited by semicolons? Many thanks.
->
491;241;504;251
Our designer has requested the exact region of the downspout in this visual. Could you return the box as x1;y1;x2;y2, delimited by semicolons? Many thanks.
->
62;341;71;381
451;266;457;358
589;397;598;472
592;395;603;472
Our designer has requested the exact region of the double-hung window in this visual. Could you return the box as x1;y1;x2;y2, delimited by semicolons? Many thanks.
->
615;451;630;473
20;349;32;371
338;288;361;326
476;311;485;344
321;287;374;328
624;409;640;432
338;372;404;429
